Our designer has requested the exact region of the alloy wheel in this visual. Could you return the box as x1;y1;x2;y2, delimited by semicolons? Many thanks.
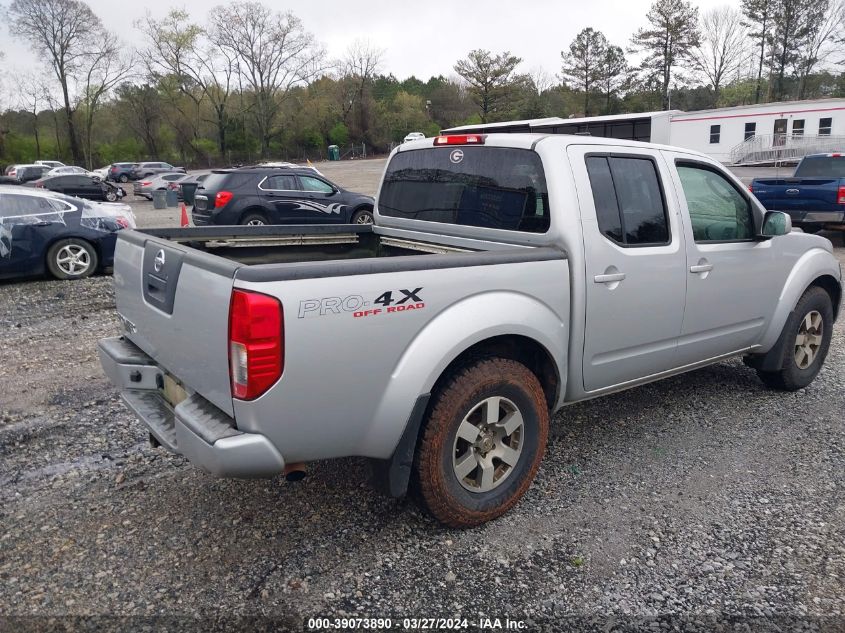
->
794;310;823;369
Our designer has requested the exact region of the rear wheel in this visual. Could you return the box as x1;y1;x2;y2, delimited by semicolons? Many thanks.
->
119;174;128;183
756;286;833;391
240;212;268;226
412;358;549;527
351;208;374;225
46;239;98;280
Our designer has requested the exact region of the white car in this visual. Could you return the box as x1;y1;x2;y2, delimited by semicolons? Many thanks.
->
46;166;95;177
35;160;65;169
403;132;425;143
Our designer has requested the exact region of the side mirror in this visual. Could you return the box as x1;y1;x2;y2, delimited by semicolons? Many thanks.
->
760;210;792;237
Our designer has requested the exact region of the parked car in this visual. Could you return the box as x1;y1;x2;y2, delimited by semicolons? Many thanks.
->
34;174;126;202
35;160;65;169
108;163;138;183
133;173;191;199
129;162;186;180
0;186;134;281
10;164;52;183
98;134;841;527
46;166;94;177
751;153;845;234
403;132;425;143
192;166;375;226
91;165;111;180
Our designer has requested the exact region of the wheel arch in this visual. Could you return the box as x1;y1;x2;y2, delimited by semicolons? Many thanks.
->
238;206;271;224
809;274;842;321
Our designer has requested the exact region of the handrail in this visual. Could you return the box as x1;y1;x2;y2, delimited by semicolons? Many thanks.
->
729;133;845;165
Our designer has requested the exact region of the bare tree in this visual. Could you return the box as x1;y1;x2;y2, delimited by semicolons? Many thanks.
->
691;7;748;103
209;1;327;157
15;74;48;159
138;9;238;157
342;39;384;144
454;49;523;122
78;33;133;168
794;0;844;98
5;0;103;163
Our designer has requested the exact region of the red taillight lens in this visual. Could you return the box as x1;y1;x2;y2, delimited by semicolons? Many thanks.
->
838;185;845;205
215;191;234;208
433;134;485;145
35;182;44;188
228;289;283;400
748;184;753;193
141;181;152;186
116;217;130;228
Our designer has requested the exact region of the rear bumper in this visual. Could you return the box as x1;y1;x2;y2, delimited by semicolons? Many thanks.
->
98;336;285;478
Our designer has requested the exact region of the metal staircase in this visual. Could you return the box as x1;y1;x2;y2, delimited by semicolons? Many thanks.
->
729;133;845;165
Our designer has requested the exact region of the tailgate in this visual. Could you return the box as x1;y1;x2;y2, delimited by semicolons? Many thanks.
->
112;231;240;416
753;178;840;212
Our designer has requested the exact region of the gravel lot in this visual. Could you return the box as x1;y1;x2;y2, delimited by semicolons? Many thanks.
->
1;159;844;631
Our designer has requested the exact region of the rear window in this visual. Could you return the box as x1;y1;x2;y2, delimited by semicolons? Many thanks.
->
198;172;248;192
379;147;550;233
794;156;845;178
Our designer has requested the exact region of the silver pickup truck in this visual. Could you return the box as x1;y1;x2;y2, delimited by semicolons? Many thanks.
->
99;134;842;527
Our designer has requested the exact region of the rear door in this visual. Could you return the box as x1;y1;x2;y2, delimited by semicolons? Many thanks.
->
296;174;346;223
0;193;65;276
568;145;687;391
667;154;779;362
258;173;301;223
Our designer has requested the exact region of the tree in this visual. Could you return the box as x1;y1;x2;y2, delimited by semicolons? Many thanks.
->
453;49;522;123
767;0;815;100
15;74;47;160
78;33;133;167
209;1;327;157
691;7;747;104
630;0;700;110
561;28;608;116
741;0;776;103
138;9;238;158
6;0;104;164
597;45;628;114
342;39;384;144
794;0;844;99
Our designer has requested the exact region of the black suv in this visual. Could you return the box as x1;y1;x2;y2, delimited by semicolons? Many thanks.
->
192;166;375;226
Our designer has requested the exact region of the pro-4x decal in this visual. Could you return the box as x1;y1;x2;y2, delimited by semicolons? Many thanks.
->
298;288;426;319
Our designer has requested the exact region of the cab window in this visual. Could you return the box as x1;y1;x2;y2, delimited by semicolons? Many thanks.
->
676;163;754;242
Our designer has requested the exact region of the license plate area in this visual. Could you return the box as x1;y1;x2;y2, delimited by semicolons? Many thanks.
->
161;373;188;408
195;196;207;210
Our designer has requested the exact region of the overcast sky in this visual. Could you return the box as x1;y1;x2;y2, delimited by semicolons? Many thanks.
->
2;0;744;86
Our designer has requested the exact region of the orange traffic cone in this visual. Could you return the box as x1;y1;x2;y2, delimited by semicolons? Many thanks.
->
180;202;190;228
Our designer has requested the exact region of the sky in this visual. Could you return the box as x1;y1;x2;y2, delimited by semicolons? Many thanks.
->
1;0;744;92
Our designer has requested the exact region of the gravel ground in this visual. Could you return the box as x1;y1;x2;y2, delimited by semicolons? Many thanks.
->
1;161;844;631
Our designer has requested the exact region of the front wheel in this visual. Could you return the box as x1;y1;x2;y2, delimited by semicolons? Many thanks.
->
105;189;118;202
756;286;833;391
351;208;374;225
412;358;549;527
46;239;98;280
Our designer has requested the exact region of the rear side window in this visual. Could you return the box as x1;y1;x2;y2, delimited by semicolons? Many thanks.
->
794;156;845;178
263;174;298;190
585;155;669;246
379;147;550;233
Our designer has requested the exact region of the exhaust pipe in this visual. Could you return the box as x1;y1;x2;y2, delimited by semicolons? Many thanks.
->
284;462;307;482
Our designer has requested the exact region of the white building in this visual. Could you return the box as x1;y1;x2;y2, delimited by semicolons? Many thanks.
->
444;98;845;164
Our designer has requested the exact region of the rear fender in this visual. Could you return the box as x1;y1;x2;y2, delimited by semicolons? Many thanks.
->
759;247;842;352
363;290;568;459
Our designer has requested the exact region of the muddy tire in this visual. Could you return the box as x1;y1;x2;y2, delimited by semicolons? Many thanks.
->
412;357;549;528
756;286;833;391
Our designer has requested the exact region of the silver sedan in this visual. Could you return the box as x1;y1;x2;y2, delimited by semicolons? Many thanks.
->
132;173;190;199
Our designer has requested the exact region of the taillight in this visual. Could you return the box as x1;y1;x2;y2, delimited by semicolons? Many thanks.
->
215;190;234;208
748;184;753;193
141;181;151;186
35;182;44;188
838;185;845;205
433;134;486;145
228;289;283;400
115;217;130;228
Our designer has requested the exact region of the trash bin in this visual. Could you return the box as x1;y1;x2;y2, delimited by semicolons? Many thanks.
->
181;182;198;205
328;145;340;161
152;189;167;209
166;188;178;207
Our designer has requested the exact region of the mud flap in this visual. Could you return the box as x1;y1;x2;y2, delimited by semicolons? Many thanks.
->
371;394;430;498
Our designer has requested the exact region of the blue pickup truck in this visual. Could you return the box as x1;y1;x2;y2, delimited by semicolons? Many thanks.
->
751;153;845;234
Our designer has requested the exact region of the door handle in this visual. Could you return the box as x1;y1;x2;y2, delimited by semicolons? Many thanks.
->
594;272;626;284
689;263;713;273
785;188;799;194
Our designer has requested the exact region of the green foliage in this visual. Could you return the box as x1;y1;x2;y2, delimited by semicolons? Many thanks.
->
329;122;350;146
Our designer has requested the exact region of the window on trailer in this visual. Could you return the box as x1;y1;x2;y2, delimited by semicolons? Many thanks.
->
744;122;756;141
709;125;721;144
819;118;832;136
792;120;805;136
